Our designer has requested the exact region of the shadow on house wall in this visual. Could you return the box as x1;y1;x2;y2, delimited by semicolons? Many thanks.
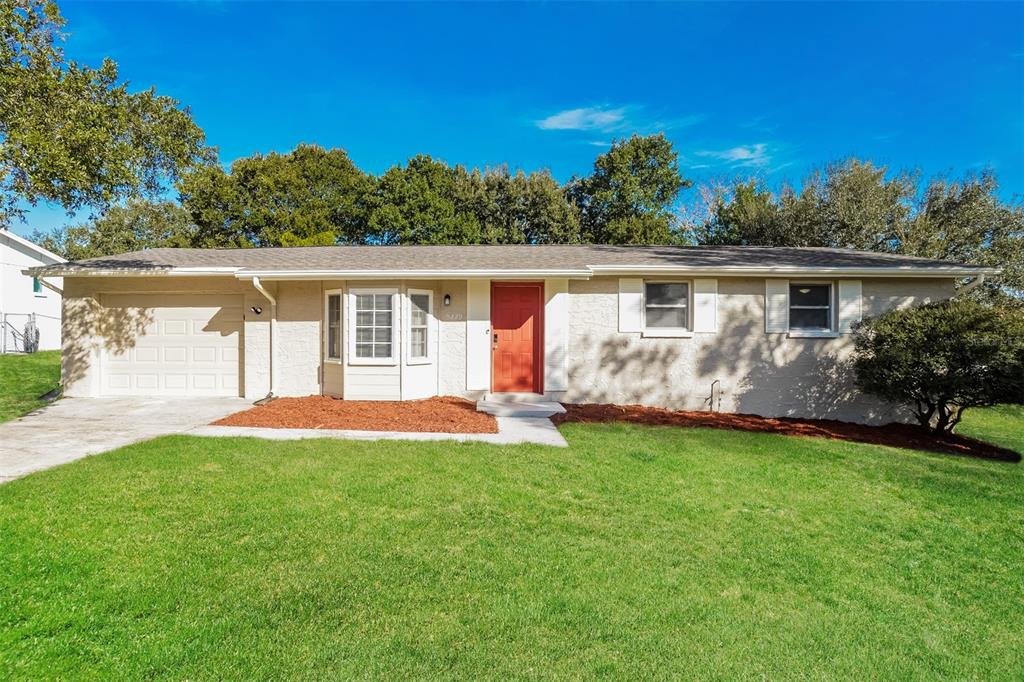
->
567;334;690;406
565;293;898;423
62;298;154;390
696;308;897;423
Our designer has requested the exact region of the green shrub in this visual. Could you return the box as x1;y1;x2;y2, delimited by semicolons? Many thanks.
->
852;299;1024;434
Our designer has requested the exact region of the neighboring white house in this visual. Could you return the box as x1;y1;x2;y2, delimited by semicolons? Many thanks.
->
1;230;64;353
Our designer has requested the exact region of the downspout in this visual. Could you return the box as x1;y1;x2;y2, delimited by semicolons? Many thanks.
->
36;276;63;296
251;276;277;401
956;274;985;297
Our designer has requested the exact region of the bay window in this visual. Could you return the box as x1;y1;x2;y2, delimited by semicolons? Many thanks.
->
407;290;432;362
350;288;397;363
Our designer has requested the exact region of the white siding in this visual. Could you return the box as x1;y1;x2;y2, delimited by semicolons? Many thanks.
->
544;278;569;391
0;232;63;352
401;284;440;400
466;279;490;391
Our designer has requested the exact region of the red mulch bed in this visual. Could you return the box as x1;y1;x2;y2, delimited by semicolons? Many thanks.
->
553;403;1021;462
214;396;498;434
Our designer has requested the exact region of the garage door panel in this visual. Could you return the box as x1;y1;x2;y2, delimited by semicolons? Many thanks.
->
135;347;159;363
100;294;242;396
193;347;217;363
163;320;188;335
193;374;217;390
163;346;187;363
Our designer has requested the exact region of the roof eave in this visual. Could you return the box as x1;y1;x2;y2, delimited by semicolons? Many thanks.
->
2;230;66;264
233;268;595;280
587;265;1000;277
24;264;1000;279
22;266;242;277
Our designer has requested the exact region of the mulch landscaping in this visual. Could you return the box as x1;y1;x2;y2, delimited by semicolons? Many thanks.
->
552;403;1021;462
214;396;498;434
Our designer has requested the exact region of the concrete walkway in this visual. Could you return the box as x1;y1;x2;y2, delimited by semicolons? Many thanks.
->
188;415;568;447
0;397;250;483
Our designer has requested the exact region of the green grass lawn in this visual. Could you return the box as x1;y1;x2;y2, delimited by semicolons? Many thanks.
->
1;408;1022;679
0;351;60;422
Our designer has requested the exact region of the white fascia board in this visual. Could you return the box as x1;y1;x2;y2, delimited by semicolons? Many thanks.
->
587;265;1001;278
21;266;242;277
234;268;594;280
1;230;66;263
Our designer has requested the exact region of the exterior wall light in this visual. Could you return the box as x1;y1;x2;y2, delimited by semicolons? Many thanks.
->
443;294;451;306
250;306;263;315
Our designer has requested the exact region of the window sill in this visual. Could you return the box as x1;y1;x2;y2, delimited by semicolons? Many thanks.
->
347;358;398;367
407;358;432;366
642;329;693;338
787;330;840;339
324;357;344;365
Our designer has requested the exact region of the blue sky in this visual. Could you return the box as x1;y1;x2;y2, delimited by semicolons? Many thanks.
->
14;1;1024;237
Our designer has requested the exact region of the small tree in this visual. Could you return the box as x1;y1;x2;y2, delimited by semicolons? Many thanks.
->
852;299;1024;434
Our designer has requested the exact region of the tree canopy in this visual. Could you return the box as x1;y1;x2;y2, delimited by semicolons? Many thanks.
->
178;144;373;248
365;155;482;245
34;198;196;260
690;161;1023;305
568;133;689;244
0;0;212;227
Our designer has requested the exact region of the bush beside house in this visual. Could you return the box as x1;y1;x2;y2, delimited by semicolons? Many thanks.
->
852;299;1024;434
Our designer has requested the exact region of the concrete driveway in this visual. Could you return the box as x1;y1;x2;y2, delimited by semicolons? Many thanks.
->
0;397;250;483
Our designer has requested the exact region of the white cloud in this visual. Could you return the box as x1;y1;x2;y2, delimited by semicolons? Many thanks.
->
536;105;706;137
696;143;772;168
536;106;627;132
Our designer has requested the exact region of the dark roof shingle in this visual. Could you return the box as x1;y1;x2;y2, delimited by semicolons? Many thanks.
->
28;244;991;275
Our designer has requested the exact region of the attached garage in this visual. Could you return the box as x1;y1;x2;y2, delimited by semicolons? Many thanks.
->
99;294;243;396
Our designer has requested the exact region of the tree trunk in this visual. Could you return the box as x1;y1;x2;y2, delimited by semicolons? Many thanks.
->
933;402;957;435
914;401;936;430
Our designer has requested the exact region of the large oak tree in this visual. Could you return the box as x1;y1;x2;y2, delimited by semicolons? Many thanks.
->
0;0;212;228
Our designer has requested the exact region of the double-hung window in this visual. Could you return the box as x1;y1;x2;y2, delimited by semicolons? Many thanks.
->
407;290;432;363
644;282;690;330
325;291;342;361
789;283;833;332
351;289;397;363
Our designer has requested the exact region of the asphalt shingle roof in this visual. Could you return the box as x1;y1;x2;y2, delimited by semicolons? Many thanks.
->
28;244;990;275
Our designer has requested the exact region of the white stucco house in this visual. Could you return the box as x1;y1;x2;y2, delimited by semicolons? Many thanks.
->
1;230;64;353
26;245;994;424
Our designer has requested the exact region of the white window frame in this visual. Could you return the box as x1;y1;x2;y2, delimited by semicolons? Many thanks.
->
324;289;343;363
642;280;693;338
348;287;399;366
788;280;837;338
405;288;434;365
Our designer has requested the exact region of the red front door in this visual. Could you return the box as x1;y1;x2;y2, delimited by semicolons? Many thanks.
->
491;283;543;393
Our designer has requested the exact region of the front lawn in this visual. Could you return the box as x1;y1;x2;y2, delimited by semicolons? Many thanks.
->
0;351;60;422
1;412;1022;679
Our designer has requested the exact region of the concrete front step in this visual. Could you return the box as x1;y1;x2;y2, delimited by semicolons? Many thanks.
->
476;398;566;418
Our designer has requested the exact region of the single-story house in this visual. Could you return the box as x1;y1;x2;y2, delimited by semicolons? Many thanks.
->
26;245;995;424
1;230;64;353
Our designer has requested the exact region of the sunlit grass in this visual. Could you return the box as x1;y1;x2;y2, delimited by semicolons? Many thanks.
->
1;408;1021;679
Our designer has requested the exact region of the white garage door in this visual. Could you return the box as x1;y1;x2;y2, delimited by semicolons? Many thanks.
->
100;294;243;396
